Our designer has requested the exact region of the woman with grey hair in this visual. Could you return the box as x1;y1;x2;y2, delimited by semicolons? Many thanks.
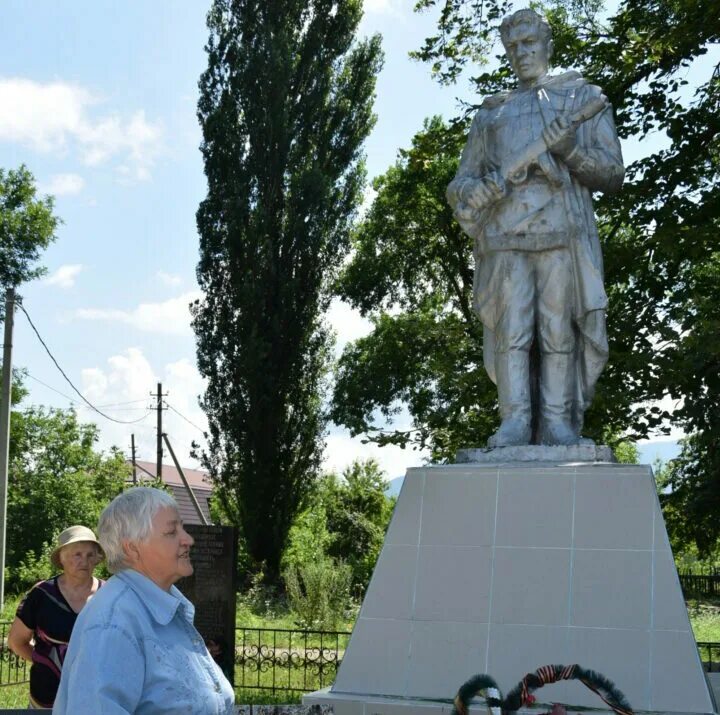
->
52;487;234;714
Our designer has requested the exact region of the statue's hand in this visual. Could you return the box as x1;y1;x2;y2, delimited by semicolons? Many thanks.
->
465;173;505;211
543;116;577;158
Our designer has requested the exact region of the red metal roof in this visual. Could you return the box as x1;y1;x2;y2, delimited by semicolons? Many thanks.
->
126;460;214;525
130;460;212;489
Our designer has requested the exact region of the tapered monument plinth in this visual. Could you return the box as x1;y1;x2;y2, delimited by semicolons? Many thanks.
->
305;461;717;715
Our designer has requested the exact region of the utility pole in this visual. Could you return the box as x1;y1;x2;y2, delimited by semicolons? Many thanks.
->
149;383;167;481
163;433;209;525
130;434;137;485
0;288;16;611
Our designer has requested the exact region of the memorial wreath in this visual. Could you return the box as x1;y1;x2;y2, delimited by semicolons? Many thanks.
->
452;664;634;715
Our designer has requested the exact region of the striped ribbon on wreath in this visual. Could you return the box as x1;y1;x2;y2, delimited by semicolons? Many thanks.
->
452;664;634;715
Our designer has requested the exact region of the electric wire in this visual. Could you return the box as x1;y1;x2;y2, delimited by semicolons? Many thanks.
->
16;301;154;425
166;402;206;434
27;373;151;410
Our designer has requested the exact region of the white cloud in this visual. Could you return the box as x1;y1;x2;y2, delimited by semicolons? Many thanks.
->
156;271;183;287
0;78;162;182
44;264;84;289
75;290;201;336
77;347;422;477
324;426;427;479
364;0;401;15
40;173;85;196
327;298;373;354
79;348;207;469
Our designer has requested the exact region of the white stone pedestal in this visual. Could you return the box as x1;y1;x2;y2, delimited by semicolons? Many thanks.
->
305;462;717;715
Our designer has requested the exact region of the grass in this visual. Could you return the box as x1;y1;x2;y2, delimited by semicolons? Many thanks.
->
0;594;23;623
0;684;29;708
687;598;720;641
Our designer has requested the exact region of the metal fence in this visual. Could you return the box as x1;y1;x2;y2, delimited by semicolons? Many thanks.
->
679;570;720;598
0;622;717;693
0;621;27;688
697;641;720;672
0;623;352;693
234;626;351;694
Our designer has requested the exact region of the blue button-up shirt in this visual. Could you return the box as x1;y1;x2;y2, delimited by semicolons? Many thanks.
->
52;569;235;714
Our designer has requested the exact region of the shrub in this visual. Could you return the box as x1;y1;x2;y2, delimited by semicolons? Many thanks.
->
283;557;351;630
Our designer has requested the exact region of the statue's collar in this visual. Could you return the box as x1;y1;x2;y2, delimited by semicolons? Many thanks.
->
481;71;583;109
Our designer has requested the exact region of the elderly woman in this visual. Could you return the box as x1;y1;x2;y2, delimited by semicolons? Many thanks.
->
53;487;234;714
8;526;104;709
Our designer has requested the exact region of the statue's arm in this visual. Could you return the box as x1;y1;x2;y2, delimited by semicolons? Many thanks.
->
447;111;504;216
447;113;483;208
563;98;624;194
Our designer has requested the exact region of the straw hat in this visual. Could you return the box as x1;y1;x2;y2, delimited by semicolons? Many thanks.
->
50;525;104;570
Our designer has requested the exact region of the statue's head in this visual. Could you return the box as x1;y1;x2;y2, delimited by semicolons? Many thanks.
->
500;9;553;85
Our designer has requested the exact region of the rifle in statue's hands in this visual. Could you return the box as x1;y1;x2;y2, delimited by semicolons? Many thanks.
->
457;95;608;220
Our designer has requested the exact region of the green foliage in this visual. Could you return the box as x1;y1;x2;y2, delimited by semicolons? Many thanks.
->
281;502;332;573
659;435;720;559
193;0;383;582
0;164;60;294
332;118;498;459
320;460;394;588
6;382;129;591
283;556;352;629
614;441;639;464
11;544;54;592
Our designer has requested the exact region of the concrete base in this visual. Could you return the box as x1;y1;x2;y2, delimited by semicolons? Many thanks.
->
305;687;718;715
456;444;616;463
305;463;716;715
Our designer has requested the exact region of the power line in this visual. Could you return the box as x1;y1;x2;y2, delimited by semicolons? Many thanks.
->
166;402;206;434
26;374;150;410
17;301;154;425
25;372;79;405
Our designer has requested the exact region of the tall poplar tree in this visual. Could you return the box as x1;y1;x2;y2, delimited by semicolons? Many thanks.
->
193;0;382;580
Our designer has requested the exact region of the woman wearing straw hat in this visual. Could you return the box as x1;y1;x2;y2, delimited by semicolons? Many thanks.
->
8;525;105;709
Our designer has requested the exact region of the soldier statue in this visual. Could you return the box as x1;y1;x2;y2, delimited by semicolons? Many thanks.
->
447;9;624;447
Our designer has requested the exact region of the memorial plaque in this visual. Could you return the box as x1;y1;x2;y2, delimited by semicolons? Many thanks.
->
178;524;238;684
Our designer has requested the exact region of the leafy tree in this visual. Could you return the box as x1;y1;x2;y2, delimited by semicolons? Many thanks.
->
332;117;497;460
332;0;720;476
281;500;332;573
320;459;394;589
0;165;60;298
193;0;383;581
6;379;128;591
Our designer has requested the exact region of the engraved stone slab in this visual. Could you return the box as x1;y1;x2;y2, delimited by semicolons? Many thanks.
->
456;444;616;463
177;524;238;684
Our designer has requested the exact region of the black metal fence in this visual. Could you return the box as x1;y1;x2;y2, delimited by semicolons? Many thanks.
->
697;641;720;672
234;626;351;694
679;570;720;598
0;622;352;693
0;622;716;693
0;621;27;688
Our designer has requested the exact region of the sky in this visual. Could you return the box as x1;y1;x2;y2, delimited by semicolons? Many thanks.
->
0;0;698;480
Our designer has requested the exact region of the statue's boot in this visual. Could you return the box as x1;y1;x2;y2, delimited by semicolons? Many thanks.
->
539;352;578;445
487;349;531;447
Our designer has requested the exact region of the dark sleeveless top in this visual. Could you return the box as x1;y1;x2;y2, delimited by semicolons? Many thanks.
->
16;576;104;708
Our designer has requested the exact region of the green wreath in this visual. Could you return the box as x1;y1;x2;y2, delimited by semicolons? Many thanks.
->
452;664;634;715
